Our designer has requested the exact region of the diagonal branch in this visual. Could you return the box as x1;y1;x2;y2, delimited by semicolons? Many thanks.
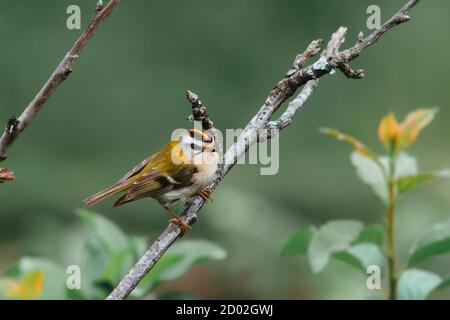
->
0;0;121;162
107;0;421;300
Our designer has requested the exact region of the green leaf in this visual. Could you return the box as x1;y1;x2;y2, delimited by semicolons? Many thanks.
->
76;210;150;299
282;224;385;274
333;244;384;273
351;152;418;204
397;169;450;194
98;244;136;285
79;237;111;299
397;269;442;300
281;227;315;256
66;287;86;300
153;240;226;283
133;240;226;296
76;208;129;253
408;219;450;266
397;174;434;193
351;152;388;204
308;220;363;273
78;238;138;299
393;152;418;178
3;257;67;300
436;278;450;291
353;224;385;247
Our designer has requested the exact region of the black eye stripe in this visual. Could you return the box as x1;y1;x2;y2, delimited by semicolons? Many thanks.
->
189;130;213;143
190;143;203;151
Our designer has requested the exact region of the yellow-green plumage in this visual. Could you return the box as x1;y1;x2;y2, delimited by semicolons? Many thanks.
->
84;129;219;209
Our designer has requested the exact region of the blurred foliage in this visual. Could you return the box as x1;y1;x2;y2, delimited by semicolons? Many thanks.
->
0;210;225;299
1;0;450;299
284;109;450;299
0;270;44;300
283;221;385;274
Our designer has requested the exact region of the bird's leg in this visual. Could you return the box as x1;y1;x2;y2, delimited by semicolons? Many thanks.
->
197;191;209;202
162;205;192;234
197;187;213;202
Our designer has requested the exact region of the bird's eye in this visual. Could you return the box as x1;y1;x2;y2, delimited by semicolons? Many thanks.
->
190;143;203;151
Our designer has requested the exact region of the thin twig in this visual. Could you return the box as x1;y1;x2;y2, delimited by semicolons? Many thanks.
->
107;0;421;300
264;80;319;137
186;90;214;130
0;0;120;161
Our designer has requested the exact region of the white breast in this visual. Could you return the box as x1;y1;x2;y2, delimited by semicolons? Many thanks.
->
158;151;219;206
192;151;220;188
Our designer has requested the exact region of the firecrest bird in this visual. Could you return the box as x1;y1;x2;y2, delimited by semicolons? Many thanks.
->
84;129;219;232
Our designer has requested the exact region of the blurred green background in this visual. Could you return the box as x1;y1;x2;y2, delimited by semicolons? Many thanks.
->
0;0;449;299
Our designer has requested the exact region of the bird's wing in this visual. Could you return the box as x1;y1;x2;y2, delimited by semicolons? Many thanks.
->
113;140;199;206
114;165;198;206
116;140;178;184
116;156;153;183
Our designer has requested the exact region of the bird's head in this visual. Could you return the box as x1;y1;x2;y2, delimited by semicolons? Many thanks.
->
178;129;217;153
172;129;218;165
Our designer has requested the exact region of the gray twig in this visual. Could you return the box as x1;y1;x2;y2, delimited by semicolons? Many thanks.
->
0;0;120;161
186;90;214;130
107;0;420;300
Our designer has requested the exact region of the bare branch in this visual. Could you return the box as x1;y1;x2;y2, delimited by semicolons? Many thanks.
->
186;90;214;130
334;0;419;65
286;39;323;77
0;0;120;161
324;26;348;58
264;80;319;137
107;0;421;300
337;62;365;79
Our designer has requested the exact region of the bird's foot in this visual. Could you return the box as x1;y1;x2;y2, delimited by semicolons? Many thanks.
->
162;205;192;235
197;187;213;202
168;218;192;235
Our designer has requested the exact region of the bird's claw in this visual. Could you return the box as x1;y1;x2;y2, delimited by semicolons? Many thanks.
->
197;187;213;202
168;218;192;235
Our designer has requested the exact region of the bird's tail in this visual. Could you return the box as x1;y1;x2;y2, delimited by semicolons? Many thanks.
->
84;182;130;207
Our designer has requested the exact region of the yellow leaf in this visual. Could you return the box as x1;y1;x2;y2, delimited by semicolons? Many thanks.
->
320;128;376;158
398;108;438;149
3;271;44;300
378;112;400;151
